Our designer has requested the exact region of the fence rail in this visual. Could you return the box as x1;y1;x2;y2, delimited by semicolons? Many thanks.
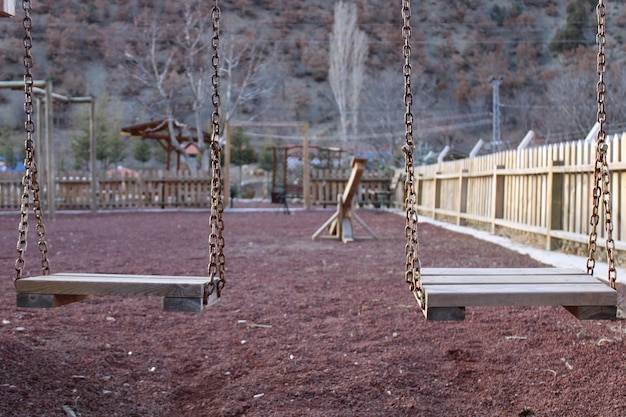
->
415;134;626;252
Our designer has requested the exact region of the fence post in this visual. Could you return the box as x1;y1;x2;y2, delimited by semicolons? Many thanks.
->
434;172;442;219
89;99;98;213
1;0;15;17
491;165;505;234
458;169;469;226
302;122;310;209
546;160;564;250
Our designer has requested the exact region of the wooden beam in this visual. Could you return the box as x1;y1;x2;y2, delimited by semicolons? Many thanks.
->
341;157;368;210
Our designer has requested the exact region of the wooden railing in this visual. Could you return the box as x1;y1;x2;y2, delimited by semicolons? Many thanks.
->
415;134;626;251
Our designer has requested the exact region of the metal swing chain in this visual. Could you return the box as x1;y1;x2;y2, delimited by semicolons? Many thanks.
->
15;0;51;282
401;0;424;306
206;0;226;302
587;0;617;289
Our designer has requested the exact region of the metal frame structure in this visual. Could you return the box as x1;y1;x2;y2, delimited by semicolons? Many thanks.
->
224;121;310;208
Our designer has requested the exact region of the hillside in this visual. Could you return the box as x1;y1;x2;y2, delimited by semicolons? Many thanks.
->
1;0;626;167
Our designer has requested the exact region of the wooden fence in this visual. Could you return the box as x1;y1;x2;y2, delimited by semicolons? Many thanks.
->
415;134;626;252
0;168;393;211
0;170;214;211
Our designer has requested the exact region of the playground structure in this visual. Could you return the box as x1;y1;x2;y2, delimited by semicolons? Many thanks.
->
312;157;377;243
270;144;343;206
121;119;212;171
224;121;310;208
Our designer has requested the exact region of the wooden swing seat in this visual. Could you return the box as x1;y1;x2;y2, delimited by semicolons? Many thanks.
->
15;273;221;312
418;268;618;321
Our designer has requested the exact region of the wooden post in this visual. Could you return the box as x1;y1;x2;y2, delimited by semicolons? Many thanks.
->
546;160;564;250
491;165;505;234
433;172;441;219
458;169;469;225
45;81;56;221
415;173;422;210
89;98;98;213
35;96;43;188
1;0;15;18
223;122;231;207
302;122;310;209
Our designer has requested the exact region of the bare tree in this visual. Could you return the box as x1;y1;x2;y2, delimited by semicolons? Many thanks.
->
219;25;280;122
541;70;596;143
329;1;368;143
177;1;214;171
124;13;196;170
360;70;404;166
123;6;278;171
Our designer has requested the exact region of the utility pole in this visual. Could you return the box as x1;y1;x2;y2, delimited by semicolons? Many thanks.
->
490;77;503;152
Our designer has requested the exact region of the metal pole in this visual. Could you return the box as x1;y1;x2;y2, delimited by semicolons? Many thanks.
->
491;77;503;152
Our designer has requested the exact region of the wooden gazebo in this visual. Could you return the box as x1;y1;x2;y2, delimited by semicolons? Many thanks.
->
121;119;211;170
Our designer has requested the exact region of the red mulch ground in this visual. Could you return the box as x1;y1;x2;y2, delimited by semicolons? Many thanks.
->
1;207;625;417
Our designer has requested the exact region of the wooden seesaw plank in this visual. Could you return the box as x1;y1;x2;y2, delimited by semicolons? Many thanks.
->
418;268;618;321
15;273;221;312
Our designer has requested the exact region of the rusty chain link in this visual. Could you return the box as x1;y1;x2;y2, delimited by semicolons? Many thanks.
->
206;0;226;303
587;0;617;289
401;0;424;307
15;0;51;283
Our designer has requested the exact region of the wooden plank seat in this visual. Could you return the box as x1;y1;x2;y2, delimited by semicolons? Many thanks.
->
418;268;618;321
15;273;221;312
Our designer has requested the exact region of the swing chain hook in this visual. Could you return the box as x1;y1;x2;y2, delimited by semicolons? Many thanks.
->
401;0;424;307
206;0;226;303
587;0;617;289
15;0;51;283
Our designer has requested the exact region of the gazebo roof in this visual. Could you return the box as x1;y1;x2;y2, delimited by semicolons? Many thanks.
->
120;119;212;170
120;119;211;144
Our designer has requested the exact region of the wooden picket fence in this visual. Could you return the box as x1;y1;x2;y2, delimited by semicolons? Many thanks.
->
0;170;214;211
0;168;394;211
415;134;626;252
